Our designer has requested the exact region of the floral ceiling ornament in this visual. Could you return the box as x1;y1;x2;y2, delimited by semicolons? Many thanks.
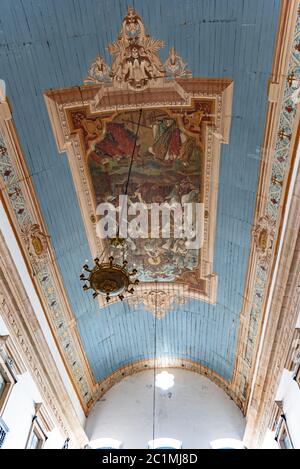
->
83;55;111;85
128;290;186;319
252;215;276;266
164;46;192;78
84;6;191;90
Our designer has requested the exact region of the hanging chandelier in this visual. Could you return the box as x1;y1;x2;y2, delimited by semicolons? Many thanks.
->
80;256;138;303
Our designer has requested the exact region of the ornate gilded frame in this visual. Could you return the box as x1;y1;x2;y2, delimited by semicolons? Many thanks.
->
44;77;233;307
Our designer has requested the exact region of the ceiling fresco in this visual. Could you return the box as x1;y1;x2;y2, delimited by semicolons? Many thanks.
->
89;109;202;281
1;0;296;413
71;105;207;282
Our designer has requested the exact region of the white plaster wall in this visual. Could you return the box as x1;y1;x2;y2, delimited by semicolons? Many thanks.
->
261;429;279;449
85;369;245;449
1;373;64;449
262;368;300;449
0;317;64;449
277;369;300;449
281;376;300;449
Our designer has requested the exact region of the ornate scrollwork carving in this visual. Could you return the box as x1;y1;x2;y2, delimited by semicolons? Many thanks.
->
128;290;186;318
84;7;191;91
21;223;50;273
252;215;276;266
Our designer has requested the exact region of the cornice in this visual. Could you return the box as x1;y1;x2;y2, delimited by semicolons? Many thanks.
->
0;230;88;448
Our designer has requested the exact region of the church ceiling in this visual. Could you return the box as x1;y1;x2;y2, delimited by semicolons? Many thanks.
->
0;0;299;413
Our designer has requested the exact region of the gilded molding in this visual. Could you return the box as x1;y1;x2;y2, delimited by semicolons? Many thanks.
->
245;224;300;447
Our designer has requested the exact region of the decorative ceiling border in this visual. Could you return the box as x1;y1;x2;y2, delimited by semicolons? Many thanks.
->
0;97;96;412
93;356;244;411
231;0;300;411
245;179;300;448
0;230;88;448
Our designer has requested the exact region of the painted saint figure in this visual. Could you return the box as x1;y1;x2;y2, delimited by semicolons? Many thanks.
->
150;118;182;161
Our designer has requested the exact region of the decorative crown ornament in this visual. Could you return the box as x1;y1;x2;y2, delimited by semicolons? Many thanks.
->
84;6;191;90
80;256;139;303
107;6;165;90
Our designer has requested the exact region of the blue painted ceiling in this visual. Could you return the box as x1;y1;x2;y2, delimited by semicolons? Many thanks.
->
0;0;280;382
